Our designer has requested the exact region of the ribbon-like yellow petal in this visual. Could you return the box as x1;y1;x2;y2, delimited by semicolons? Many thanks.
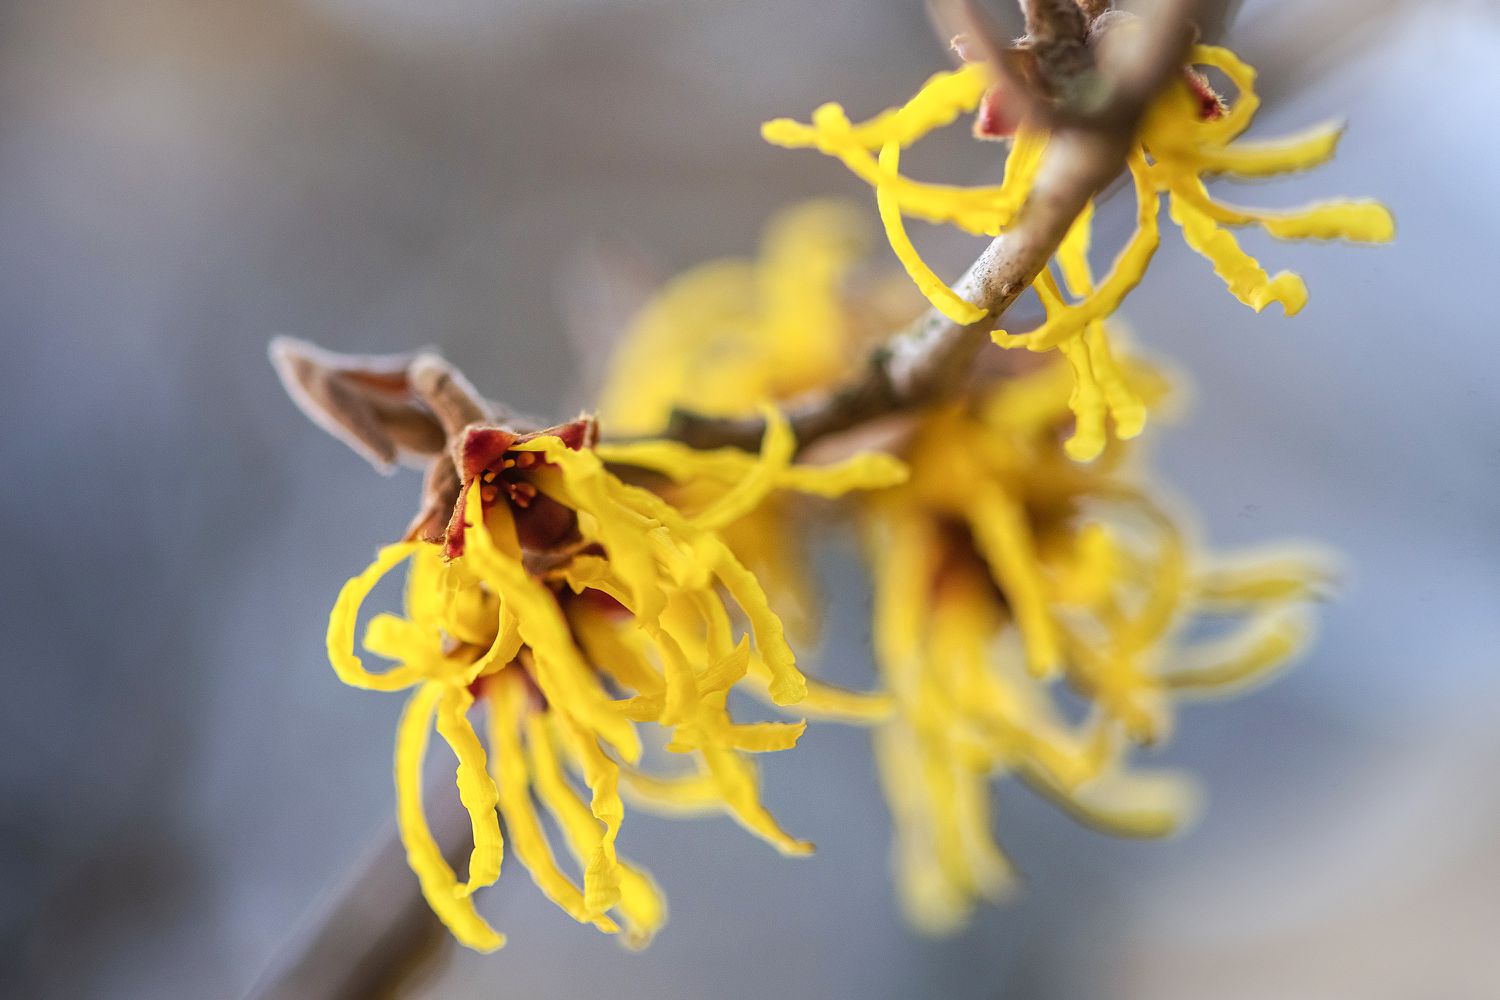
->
1160;608;1313;694
702;746;813;856
484;673;619;932
556;717;627;916
433;684;503;897
876;140;987;325
1169;192;1308;315
394;682;504;951
327;542;427;691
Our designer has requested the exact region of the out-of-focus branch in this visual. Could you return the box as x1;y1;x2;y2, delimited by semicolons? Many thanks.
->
661;0;1212;453
243;803;468;1000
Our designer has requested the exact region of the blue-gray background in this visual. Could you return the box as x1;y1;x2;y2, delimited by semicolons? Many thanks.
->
4;1;1498;997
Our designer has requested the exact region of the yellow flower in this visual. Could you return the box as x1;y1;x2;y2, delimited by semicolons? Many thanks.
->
326;412;904;950
764;42;1394;461
864;362;1330;931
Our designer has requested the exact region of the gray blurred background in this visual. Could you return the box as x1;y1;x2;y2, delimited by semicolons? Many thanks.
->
4;1;1499;997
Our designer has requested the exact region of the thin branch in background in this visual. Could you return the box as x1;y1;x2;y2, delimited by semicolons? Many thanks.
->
243;803;466;1000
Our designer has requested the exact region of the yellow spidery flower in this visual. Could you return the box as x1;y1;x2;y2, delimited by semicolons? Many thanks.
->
327;414;898;950
863;360;1331;931
764;42;1393;461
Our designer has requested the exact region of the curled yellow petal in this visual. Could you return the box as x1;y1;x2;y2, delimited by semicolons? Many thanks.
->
882;62;991;147
465;603;523;684
556;717;627;916
433;685;503;897
1058;322;1107;463
484;673;618;932
523;711;610;913
760;71;1040;237
777;451;910;495
1049;204;1148;447
648;623;700;728
1169;192;1308;315
613;864;668;950
394;682;504;952
525;708;664;938
596;436;908;514
1085;325;1147;440
744;658;894;723
1160;608;1313;694
710;548;805;705
328;542;426;691
1174;176;1395;243
520;443;666;624
362;613;443;675
702;746;813;856
593;439;751;484
1256;200;1395;243
619;765;722;815
1193;552;1337;608
1023;760;1202;838
719;720;808;753
603;476;808;705
404;542;450;632
696;634;752;696
763;63;988;154
1190;44;1259;144
877;141;987;325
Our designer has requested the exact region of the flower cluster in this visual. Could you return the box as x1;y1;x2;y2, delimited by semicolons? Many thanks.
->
864;367;1327;929
275;13;1391;954
763;39;1394;460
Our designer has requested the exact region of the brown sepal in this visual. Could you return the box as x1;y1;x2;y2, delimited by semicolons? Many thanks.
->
269;336;448;472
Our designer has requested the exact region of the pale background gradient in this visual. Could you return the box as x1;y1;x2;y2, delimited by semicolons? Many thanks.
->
3;1;1498;997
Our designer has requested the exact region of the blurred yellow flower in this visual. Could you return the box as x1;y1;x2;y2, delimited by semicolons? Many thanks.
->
864;364;1329;929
